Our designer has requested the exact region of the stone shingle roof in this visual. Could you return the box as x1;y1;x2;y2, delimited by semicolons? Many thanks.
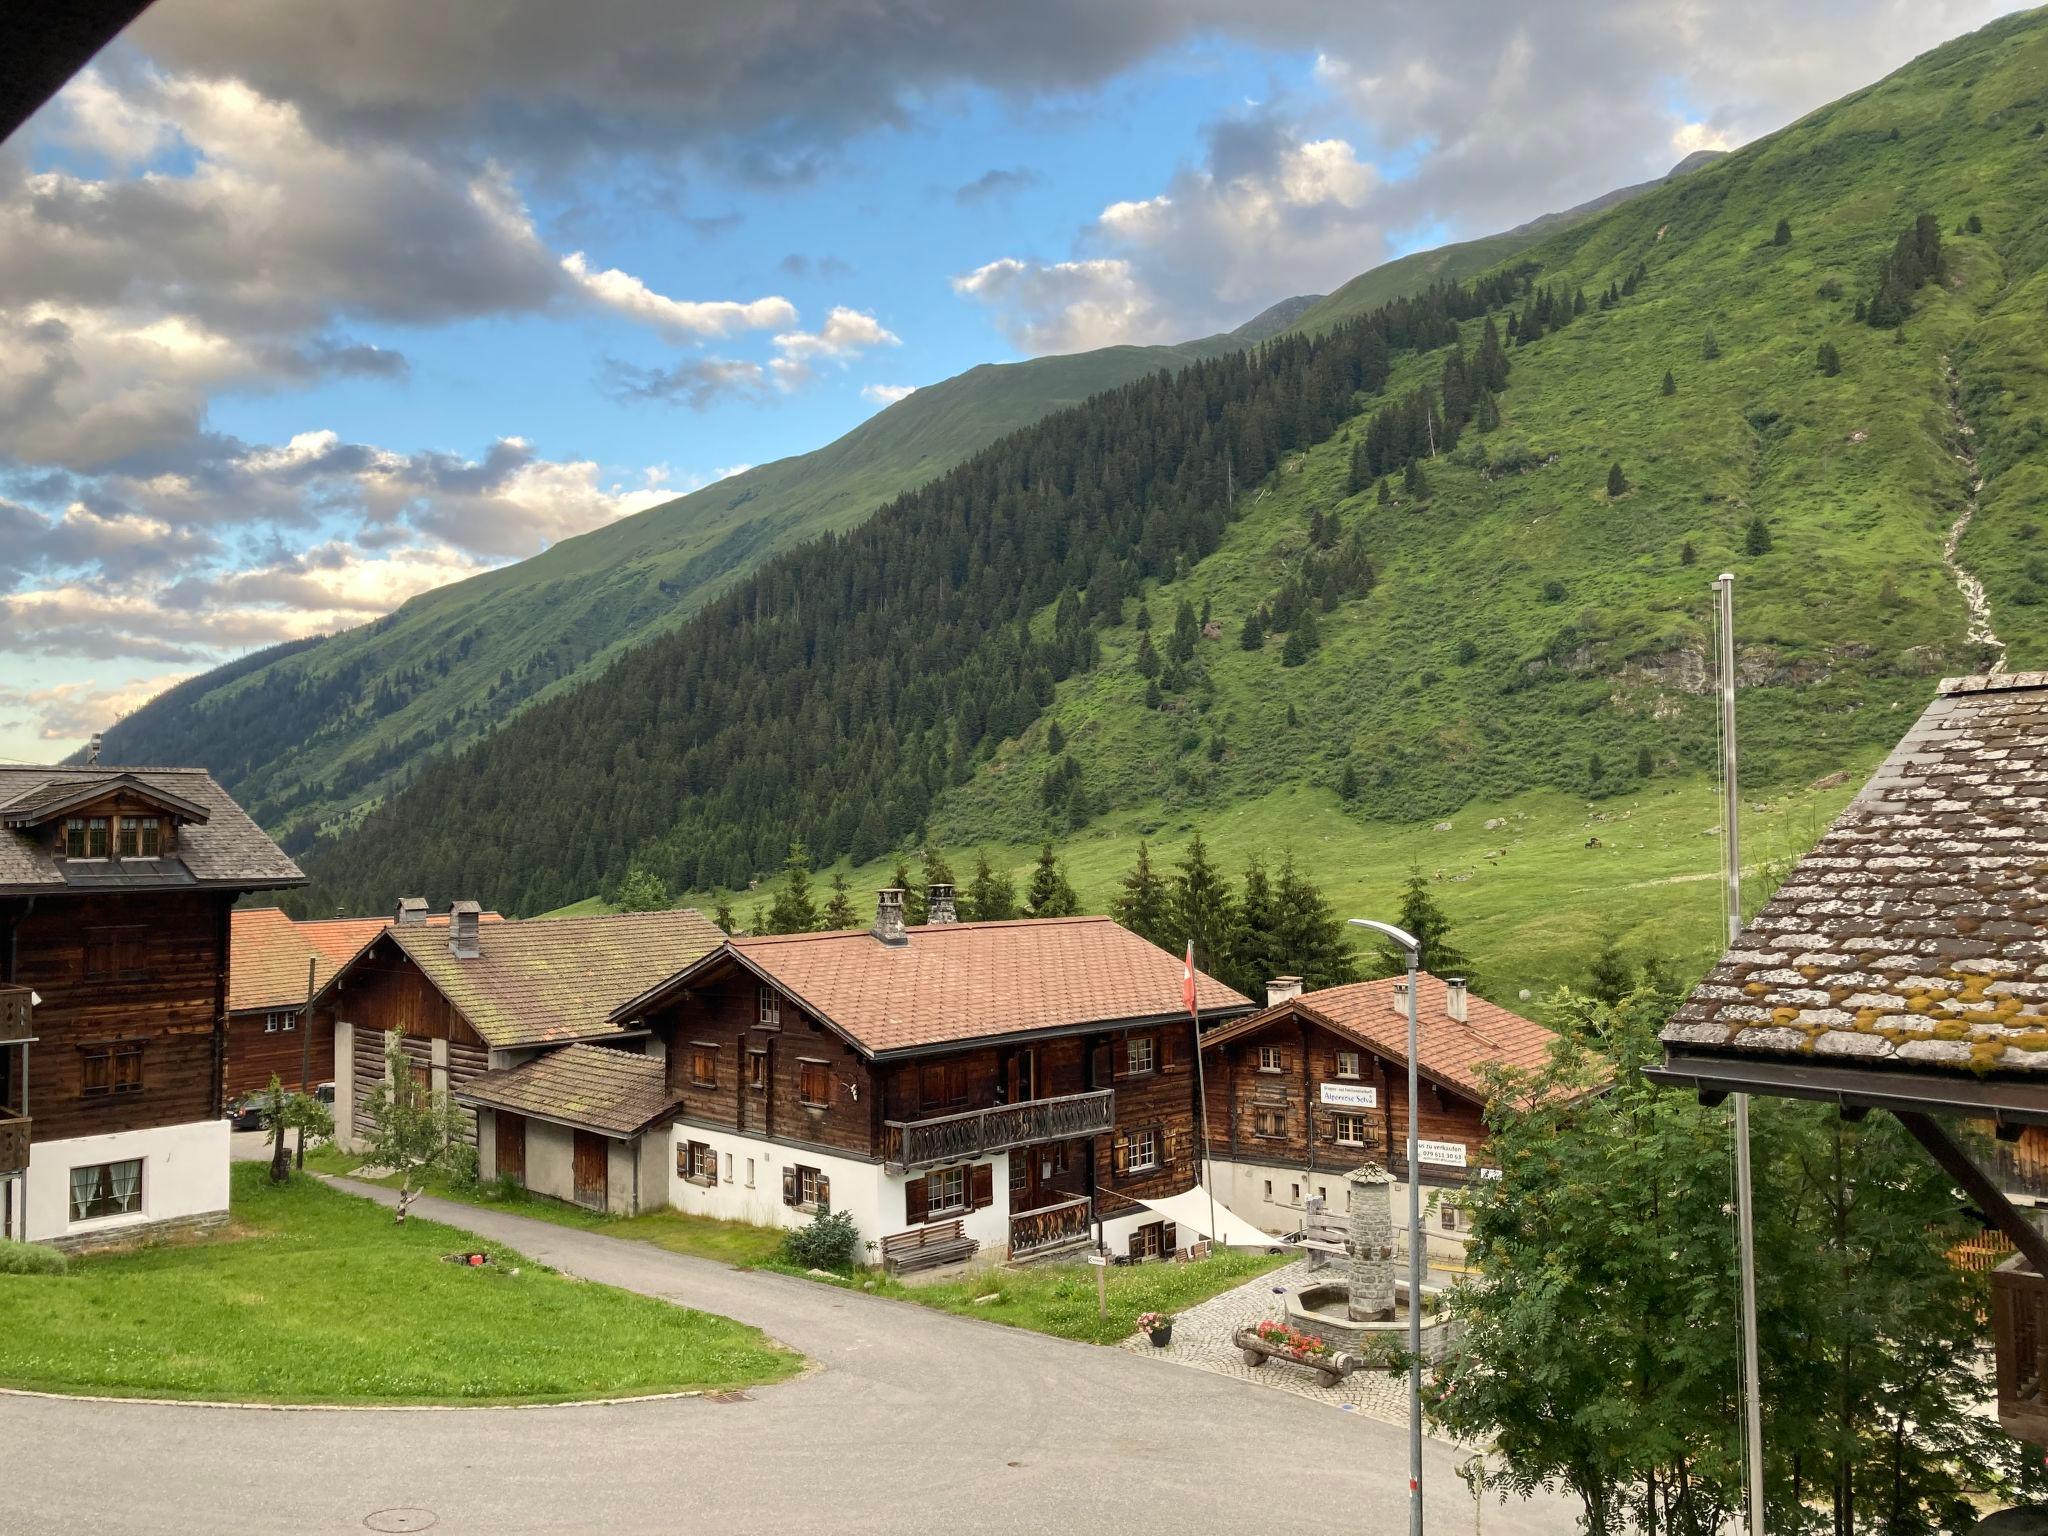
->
1201;973;1563;1102
380;908;726;1050
619;915;1252;1056
1662;673;2048;1078
453;1042;677;1136
233;909;509;1014
0;765;302;895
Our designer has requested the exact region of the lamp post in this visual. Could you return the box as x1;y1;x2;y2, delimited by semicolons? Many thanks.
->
1350;916;1423;1536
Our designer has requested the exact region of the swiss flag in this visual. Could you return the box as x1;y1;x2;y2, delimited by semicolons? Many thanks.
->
1183;940;1198;1018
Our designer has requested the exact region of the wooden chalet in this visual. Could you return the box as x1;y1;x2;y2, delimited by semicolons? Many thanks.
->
0;766;303;1247
1200;972;1560;1259
321;904;724;1214
1651;672;2048;1450
601;889;1254;1268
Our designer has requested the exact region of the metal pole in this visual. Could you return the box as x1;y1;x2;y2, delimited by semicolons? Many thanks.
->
1191;996;1218;1248
1718;572;1765;1536
1406;944;1423;1536
297;956;315;1170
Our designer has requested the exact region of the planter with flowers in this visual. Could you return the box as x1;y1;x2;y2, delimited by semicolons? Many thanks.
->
1137;1311;1174;1347
1233;1319;1360;1387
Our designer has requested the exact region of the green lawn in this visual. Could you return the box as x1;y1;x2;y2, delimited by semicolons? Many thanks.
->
0;1164;798;1405
305;1146;788;1267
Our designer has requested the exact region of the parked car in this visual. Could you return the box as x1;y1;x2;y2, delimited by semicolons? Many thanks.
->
225;1094;267;1131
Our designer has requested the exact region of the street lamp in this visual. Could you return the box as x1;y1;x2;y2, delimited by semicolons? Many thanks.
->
1350;916;1423;1536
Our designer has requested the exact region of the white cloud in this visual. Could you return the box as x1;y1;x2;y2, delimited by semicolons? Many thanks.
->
769;306;900;386
1671;121;1736;156
0;672;198;740
952;256;1170;354
560;251;797;339
861;383;917;404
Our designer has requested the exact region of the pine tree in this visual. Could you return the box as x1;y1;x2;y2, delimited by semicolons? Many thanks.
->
1135;632;1161;678
1475;390;1501;432
1284;703;1299;728
1134;601;1152;631
1110;840;1172;948
1680;540;1697;566
1817;341;1841;376
1661;369;1676;397
916;847;955;926
1170;832;1237;977
1144;679;1163;709
1024;842;1080;918
1403;458;1429;498
1238;608;1265;651
1772;216;1792;246
1376;476;1391;506
1373;867;1472;985
1168;598;1199;663
1607;461;1628;498
1228;856;1279;997
1338;761;1360;802
889;856;920;923
712;896;736;934
1702;329;1720;360
1272;854;1360;990
1045;720;1065;755
1745;514;1774;555
1281;629;1311;668
1588;752;1606;787
1636;744;1654;778
765;842;820;933
821;872;858;930
1967;211;1983;234
963;849;1016;923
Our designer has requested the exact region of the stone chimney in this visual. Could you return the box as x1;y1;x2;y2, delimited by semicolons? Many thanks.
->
1266;975;1304;1007
1390;977;1411;1016
872;889;908;946
395;896;429;927
1445;976;1469;1024
87;732;101;766
926;883;958;925
448;900;482;959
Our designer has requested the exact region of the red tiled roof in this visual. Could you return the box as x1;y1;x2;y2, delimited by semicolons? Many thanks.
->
232;908;506;1014
624;915;1252;1056
1203;972;1562;1102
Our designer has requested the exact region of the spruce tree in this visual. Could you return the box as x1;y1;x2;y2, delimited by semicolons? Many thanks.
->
1376;476;1391;506
888;856;916;912
1281;629;1311;668
1110;840;1172;948
1024;842;1080;918
1680;540;1697;567
1273;854;1360;989
712;896;736;934
1230;856;1280;997
963;849;1016;922
1170;831;1238;977
1636;744;1654;778
1134;600;1151;631
1046;720;1065;755
1403;458;1429;498
1475;390;1501;432
1169;598;1199;663
1817;341;1841;376
1661;370;1677;397
1746;514;1774;555
915;847;956;925
1772;217;1792;246
1144;679;1163;709
1135;632;1161;678
1238;608;1266;651
1338;761;1360;802
766;842;819;933
1607;462;1628;498
1702;329;1720;360
1374;867;1472;985
821;872;858;930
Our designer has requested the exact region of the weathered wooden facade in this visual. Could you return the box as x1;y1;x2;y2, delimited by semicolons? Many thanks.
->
614;893;1251;1264
1201;973;1560;1260
0;766;302;1246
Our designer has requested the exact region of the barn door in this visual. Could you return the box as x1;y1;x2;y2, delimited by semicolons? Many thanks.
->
496;1113;527;1183
572;1130;608;1208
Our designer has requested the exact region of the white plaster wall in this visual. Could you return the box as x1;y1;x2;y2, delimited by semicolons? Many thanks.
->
333;1020;355;1151
22;1119;228;1244
525;1119;577;1205
666;1126;892;1248
605;1136;639;1215
476;1107;498;1181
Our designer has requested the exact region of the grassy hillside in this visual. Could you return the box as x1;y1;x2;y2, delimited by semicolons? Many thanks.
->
552;9;2048;998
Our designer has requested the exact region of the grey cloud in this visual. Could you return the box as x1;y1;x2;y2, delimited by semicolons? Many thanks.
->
601;355;769;410
955;166;1039;204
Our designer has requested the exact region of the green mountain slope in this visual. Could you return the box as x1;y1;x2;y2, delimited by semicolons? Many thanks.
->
303;8;2048;999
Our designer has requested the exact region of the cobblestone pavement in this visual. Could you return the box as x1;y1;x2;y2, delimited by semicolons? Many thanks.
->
1117;1258;1414;1425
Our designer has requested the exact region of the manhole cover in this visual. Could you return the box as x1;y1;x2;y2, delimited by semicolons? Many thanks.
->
364;1510;438;1533
704;1390;752;1404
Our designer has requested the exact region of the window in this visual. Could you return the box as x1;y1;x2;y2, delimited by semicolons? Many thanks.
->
1254;1107;1288;1139
757;985;781;1027
79;1043;143;1098
262;1010;296;1034
678;1140;716;1185
799;1060;831;1107
1128;1127;1159;1172
689;1043;718;1088
83;926;146;981
1125;1035;1157;1075
1441;1202;1459;1233
117;816;162;858
1290;1182;1301;1203
926;1165;967;1215
1333;1113;1370;1147
1257;1044;1286;1074
723;1152;734;1184
783;1163;830;1210
69;1158;142;1222
1317;1186;1328;1204
1335;1050;1362;1080
1129;1221;1164;1260
747;1050;768;1092
744;1157;756;1189
1263;1179;1273;1200
64;817;110;858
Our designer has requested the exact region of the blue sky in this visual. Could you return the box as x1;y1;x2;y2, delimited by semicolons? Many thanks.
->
0;0;2027;761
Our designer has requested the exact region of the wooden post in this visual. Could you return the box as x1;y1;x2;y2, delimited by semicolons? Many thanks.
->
1896;1110;2048;1274
1095;1246;1108;1319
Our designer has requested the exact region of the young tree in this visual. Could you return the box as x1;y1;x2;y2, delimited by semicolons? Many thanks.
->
1238;608;1266;651
1170;831;1238;977
1111;840;1172;948
1281;628;1312;668
821;872;858;930
1680;540;1698;567
1168;598;1200;664
712;896;736;934
1636;744;1655;778
1661;369;1677;397
363;1032;471;1223
1372;867;1472;985
1403;458;1430;499
766;842;820;933
1702;329;1721;360
1338;761;1361;802
261;1073;334;1182
1817;341;1842;376
1376;476;1392;506
963;849;1017;923
1773;216;1793;246
615;865;669;912
1746;513;1774;555
1606;461;1629;498
1024;842;1080;918
914;846;956;925
1585;929;1633;1004
1135;632;1162;679
1045;719;1065;755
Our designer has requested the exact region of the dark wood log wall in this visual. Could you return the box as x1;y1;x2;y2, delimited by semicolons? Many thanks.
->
1095;1020;1202;1209
223;1005;337;1099
3;889;233;1144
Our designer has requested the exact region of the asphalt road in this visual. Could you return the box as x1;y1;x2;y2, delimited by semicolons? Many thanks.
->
2;1181;1585;1535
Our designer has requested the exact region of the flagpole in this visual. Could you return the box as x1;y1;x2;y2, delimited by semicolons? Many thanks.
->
1186;941;1219;1247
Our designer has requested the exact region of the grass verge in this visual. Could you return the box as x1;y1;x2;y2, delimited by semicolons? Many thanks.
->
0;1163;799;1405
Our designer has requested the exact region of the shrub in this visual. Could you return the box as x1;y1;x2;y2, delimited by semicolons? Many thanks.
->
0;1239;69;1276
1817;278;1844;300
783;1208;862;1271
1541;579;1567;603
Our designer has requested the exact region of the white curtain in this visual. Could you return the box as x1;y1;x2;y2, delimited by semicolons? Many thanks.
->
68;1165;99;1220
108;1159;141;1213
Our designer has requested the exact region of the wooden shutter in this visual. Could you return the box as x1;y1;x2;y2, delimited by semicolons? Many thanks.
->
497;1113;526;1182
1112;1133;1129;1176
905;1175;929;1226
1090;1040;1112;1087
1161;1029;1180;1069
816;1172;831;1211
1128;1229;1145;1259
1161;1222;1178;1255
969;1162;994;1211
782;1167;798;1206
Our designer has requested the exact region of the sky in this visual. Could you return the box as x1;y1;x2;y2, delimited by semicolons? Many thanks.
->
0;0;2027;762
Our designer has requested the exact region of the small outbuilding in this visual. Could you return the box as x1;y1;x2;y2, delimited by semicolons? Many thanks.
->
456;1042;677;1215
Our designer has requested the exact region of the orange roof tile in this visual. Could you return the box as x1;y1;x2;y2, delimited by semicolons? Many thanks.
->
228;907;327;1014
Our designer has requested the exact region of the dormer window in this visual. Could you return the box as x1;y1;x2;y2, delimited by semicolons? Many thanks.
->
117;816;162;858
758;985;781;1027
65;817;110;858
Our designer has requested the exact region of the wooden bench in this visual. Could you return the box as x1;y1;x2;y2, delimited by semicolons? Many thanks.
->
881;1219;979;1275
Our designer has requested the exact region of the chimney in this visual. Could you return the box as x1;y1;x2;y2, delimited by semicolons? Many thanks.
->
1390;977;1411;1016
1266;975;1304;1007
448;900;482;959
395;896;429;927
926;883;958;925
872;889;908;946
87;732;102;766
1445;977;1469;1024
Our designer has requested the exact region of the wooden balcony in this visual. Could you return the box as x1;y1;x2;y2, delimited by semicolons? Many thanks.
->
883;1089;1115;1172
0;985;31;1044
1009;1195;1092;1259
0;1115;28;1178
1994;1256;2048;1448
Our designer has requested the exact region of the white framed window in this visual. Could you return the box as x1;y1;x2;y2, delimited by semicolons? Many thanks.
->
1125;1035;1156;1075
1333;1113;1370;1147
1290;1182;1301;1203
1128;1127;1160;1172
1257;1044;1285;1073
758;985;782;1027
799;1165;827;1208
69;1158;142;1222
745;1157;756;1189
263;1010;296;1034
723;1152;734;1184
1335;1050;1361;1079
927;1165;966;1214
1263;1179;1273;1200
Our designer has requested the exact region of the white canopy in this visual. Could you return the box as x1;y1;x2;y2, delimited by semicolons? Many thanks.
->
1130;1186;1283;1249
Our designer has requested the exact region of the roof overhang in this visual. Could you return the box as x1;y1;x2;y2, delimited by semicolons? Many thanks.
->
1648;1046;2048;1129
866;1003;1257;1062
0;774;212;828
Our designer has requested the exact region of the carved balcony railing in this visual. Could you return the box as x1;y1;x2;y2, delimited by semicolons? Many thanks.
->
1009;1195;1092;1258
0;985;32;1044
883;1089;1115;1173
1994;1256;2048;1449
0;1115;29;1178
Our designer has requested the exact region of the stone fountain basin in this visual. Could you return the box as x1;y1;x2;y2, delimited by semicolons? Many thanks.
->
1285;1279;1461;1365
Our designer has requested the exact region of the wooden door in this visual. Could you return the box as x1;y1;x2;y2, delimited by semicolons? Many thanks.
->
572;1130;607;1208
496;1112;527;1183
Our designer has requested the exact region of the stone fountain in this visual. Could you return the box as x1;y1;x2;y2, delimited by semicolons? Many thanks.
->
1284;1162;1459;1364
